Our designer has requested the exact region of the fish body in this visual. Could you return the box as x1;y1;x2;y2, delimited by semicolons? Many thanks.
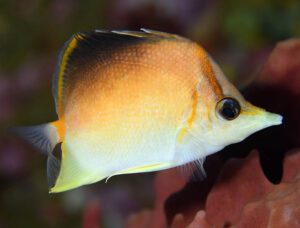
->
15;29;282;193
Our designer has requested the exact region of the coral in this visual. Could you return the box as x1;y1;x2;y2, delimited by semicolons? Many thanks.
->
82;200;101;228
205;151;272;226
243;38;300;184
126;151;300;228
206;150;300;227
125;169;186;228
259;38;300;94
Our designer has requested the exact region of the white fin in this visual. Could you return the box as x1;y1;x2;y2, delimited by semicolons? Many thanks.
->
179;158;207;182
12;123;61;189
12;124;59;154
174;125;211;181
140;28;183;39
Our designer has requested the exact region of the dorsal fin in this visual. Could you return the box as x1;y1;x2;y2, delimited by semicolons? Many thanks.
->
111;28;183;39
52;29;184;116
52;33;83;116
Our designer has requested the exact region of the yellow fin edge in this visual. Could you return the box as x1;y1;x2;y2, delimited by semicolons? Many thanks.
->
57;35;82;115
49;163;172;193
105;163;172;183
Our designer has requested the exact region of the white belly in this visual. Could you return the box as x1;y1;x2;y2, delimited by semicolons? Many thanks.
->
65;124;178;178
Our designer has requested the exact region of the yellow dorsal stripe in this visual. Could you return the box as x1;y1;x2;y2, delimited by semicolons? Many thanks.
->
57;35;81;115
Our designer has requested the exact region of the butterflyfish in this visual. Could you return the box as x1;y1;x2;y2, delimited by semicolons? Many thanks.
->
15;29;282;193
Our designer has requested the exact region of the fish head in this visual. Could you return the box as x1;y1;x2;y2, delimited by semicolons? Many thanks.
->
201;97;283;148
190;55;283;151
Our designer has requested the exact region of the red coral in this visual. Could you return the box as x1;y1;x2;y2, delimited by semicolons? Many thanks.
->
125;150;300;227
82;200;101;228
205;151;274;226
259;39;300;94
206;150;300;227
125;169;186;228
170;211;210;228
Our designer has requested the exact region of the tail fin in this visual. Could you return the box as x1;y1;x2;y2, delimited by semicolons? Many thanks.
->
11;122;62;190
12;123;59;154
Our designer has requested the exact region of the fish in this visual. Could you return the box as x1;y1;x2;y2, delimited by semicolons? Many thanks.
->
14;29;282;193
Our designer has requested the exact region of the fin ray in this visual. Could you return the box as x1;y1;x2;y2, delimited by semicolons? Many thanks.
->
175;126;208;180
47;153;61;188
11;123;59;155
179;158;207;182
12;123;63;190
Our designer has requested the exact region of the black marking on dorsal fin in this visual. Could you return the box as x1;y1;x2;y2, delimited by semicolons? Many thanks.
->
52;29;184;116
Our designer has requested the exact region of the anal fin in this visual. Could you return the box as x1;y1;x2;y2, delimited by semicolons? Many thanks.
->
105;163;172;182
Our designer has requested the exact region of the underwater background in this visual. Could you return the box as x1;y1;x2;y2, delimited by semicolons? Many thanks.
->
1;0;300;227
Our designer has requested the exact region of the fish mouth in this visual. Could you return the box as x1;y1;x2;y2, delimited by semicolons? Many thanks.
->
263;111;283;127
232;105;283;143
242;105;283;135
251;105;283;129
243;102;282;126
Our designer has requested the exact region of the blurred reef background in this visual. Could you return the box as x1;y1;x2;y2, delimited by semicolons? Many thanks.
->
1;0;300;227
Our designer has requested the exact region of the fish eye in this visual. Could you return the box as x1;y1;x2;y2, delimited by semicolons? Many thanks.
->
216;97;241;120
